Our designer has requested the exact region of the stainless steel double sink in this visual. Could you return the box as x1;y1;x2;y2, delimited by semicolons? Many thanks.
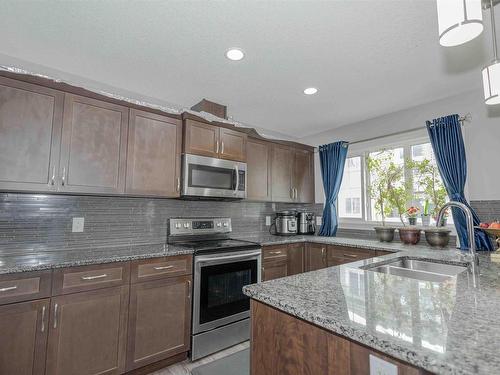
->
362;257;469;283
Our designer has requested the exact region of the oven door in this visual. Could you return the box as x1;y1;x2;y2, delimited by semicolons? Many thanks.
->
182;154;247;198
193;249;261;334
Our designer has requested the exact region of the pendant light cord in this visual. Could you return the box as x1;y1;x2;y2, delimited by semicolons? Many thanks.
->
492;0;498;61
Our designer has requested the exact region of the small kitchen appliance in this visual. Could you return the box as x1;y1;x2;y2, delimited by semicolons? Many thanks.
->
297;211;316;235
274;211;298;235
168;217;261;360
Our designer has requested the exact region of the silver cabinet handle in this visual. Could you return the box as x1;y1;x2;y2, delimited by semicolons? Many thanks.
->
176;177;181;192
294;188;298;200
61;167;66;186
343;253;359;258
53;304;58;329
322;248;326;263
290;187;294;199
221;141;224;154
187;280;191;300
81;274;108;280
41;305;46;333
0;285;17;292
49;166;56;186
154;265;174;271
216;140;219;153
269;251;282;255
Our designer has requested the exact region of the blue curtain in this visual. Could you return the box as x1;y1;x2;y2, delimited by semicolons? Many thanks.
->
319;141;349;236
426;114;493;251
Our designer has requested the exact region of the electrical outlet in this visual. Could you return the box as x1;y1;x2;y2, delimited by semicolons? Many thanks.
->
72;217;85;233
316;216;322;226
265;216;272;226
369;354;397;375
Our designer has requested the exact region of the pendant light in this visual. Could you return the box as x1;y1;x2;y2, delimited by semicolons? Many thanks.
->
482;1;500;105
437;0;484;46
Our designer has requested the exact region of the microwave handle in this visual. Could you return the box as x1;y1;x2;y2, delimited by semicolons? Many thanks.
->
233;165;239;195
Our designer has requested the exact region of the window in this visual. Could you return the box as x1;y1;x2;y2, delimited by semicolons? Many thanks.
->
338;156;362;218
338;137;450;226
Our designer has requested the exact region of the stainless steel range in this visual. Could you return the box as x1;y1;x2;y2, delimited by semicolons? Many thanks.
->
168;217;261;360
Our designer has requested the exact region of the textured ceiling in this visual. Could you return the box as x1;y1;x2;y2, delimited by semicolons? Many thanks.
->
0;0;497;138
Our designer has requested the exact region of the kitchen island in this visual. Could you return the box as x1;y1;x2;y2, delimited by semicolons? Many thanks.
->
243;246;500;375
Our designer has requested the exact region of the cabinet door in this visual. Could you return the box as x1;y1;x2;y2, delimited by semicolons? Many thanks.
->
0;299;49;375
183;119;219;158
126;109;182;197
271;144;294;202
59;94;128;194
293;149;314;203
246;138;272;201
126;276;191;371
305;243;327;271
262;260;288;281
0;77;64;192
287;243;305;276
46;286;129;375
219;127;247;162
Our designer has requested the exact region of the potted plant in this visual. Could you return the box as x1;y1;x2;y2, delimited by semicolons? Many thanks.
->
406;206;420;226
421;199;431;226
366;152;397;242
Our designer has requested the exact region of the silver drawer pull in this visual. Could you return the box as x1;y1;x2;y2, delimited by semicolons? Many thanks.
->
154;265;174;271
268;251;282;255
41;305;46;333
81;274;108;280
343;254;359;258
0;285;17;292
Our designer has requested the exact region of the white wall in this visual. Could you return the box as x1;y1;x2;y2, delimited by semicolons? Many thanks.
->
300;89;500;203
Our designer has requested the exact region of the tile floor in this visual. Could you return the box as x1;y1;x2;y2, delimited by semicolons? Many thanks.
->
151;341;250;375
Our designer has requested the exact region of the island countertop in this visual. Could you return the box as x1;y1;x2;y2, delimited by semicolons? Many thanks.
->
243;246;500;375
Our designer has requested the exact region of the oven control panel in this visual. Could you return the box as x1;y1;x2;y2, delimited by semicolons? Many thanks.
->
169;218;232;236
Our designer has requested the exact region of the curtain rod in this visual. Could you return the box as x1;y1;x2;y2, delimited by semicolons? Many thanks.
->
315;113;471;151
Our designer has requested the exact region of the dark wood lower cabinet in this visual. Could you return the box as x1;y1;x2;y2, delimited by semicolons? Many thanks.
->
45;286;129;375
262;260;288;281
251;300;429;375
305;243;328;271
0;299;49;375
126;275;192;371
287;243;305;276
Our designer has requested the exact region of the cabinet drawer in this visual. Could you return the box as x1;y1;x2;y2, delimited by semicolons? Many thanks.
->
52;263;130;295
262;246;288;262
131;255;192;283
328;246;374;262
0;271;52;305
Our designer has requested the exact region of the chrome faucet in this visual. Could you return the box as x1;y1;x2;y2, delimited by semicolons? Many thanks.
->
437;201;477;265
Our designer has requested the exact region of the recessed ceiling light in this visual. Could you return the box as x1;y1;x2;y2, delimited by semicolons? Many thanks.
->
226;48;245;61
303;87;318;95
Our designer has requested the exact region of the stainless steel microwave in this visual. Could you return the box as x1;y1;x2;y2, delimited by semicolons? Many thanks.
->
182;154;247;199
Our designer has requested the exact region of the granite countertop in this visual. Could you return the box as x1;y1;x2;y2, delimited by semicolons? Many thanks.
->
243;245;500;375
0;243;194;274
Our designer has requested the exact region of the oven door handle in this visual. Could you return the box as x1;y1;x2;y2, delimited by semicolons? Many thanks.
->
196;251;261;263
233;165;239;195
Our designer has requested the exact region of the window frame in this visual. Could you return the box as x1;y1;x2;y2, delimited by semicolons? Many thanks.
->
337;130;456;230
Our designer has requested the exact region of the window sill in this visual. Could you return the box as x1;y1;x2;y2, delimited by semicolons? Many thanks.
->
338;219;456;235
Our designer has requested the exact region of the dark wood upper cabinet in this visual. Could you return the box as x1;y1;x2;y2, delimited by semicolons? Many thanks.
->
184;119;247;161
183;119;219;158
271;144;294;202
0;77;64;192
293;149;314;203
126;109;182;197
246;138;272;201
219;127;247;162
287;243;305;276
45;286;129;375
59;94;129;194
126;275;192;371
305;243;328;271
0;299;50;375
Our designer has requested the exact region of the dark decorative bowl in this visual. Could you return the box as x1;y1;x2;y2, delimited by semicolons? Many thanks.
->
374;227;396;242
398;227;421;245
424;228;451;248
